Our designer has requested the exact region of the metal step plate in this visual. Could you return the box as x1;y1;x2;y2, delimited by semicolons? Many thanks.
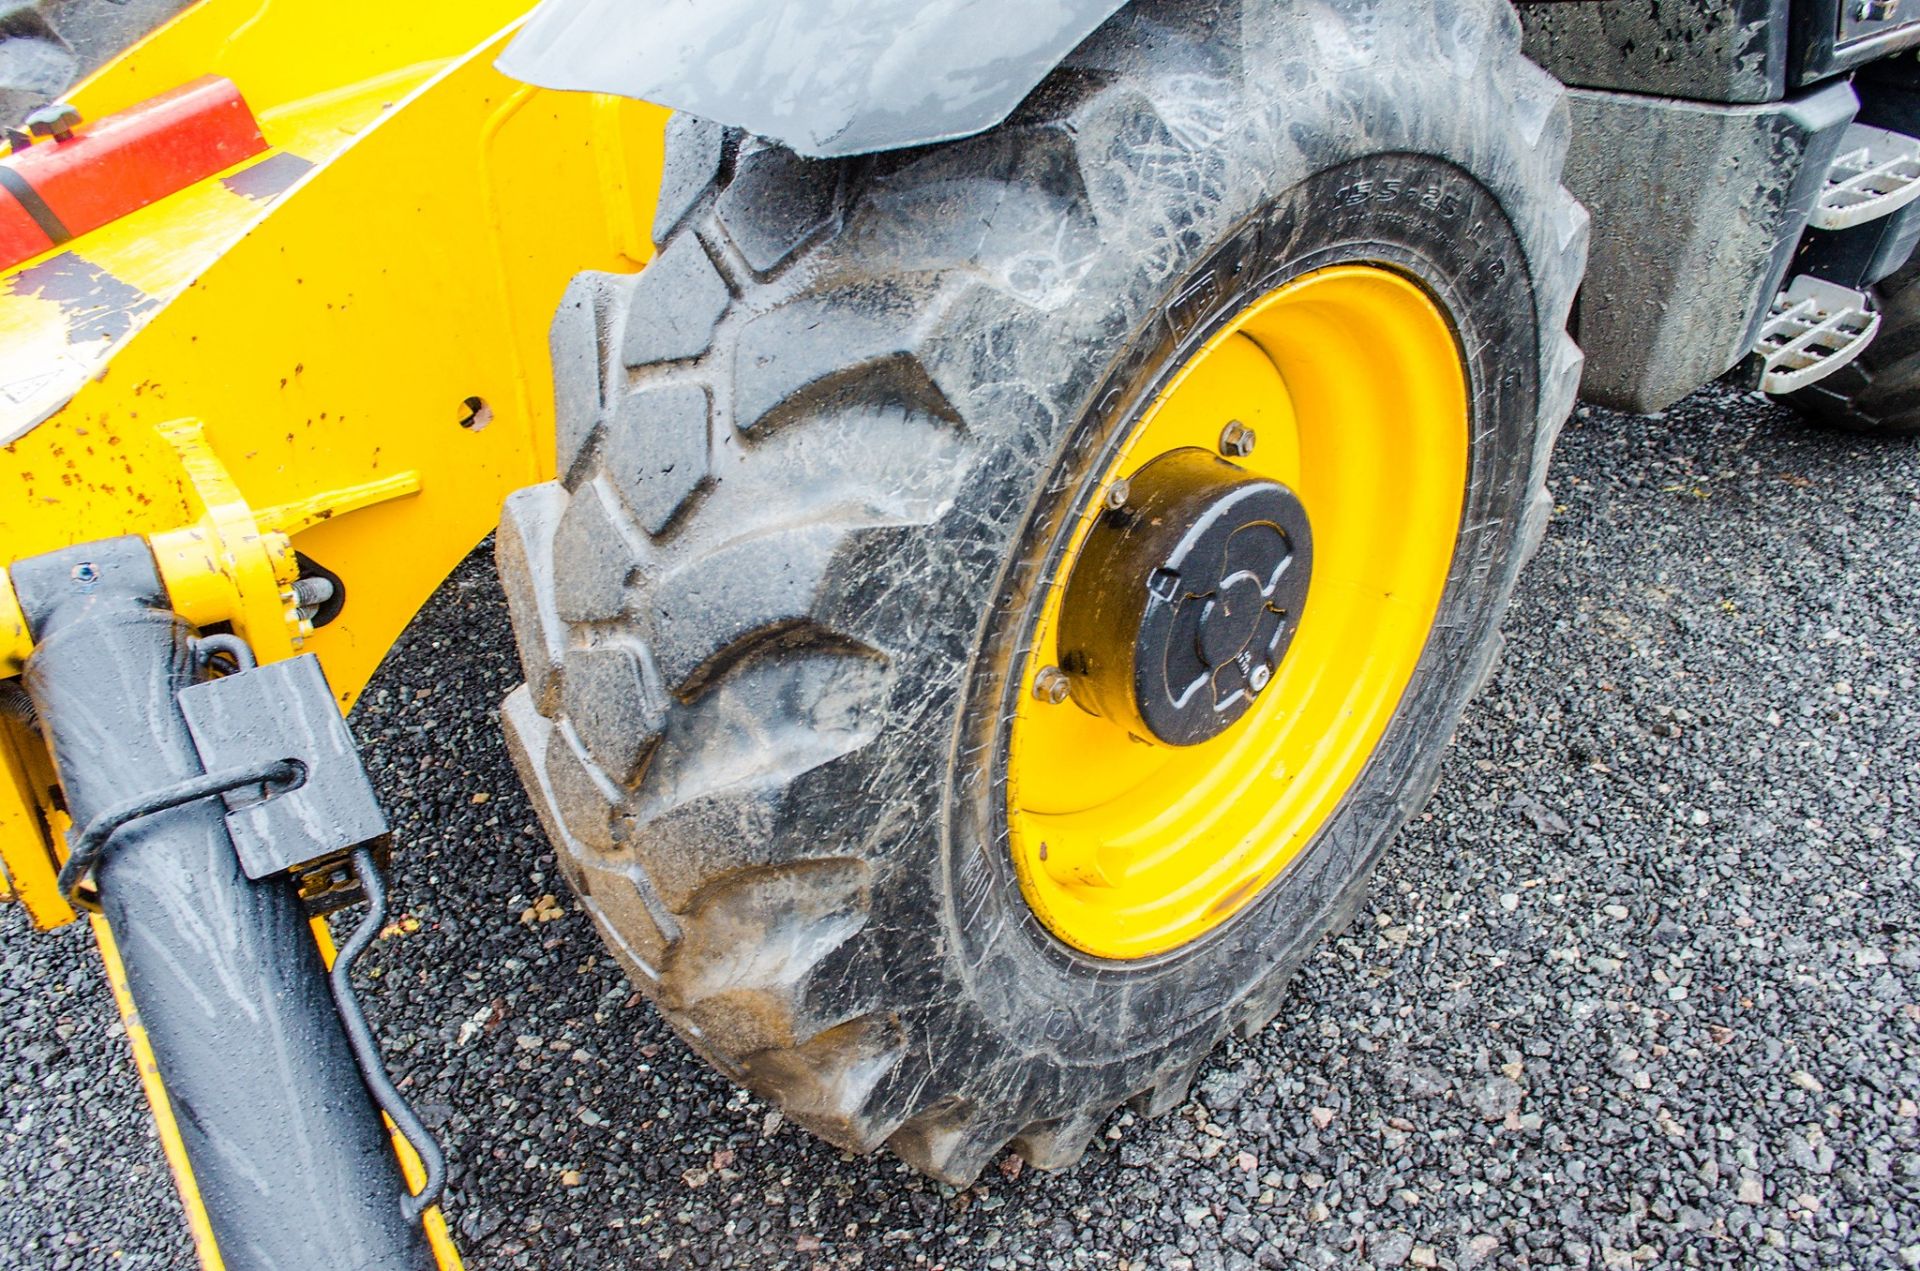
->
1755;275;1881;394
1812;123;1920;231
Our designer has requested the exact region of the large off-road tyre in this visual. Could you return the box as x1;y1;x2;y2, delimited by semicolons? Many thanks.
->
499;0;1587;1184
1786;256;1920;437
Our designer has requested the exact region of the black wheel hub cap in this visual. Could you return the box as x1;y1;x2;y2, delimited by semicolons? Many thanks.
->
1057;448;1313;746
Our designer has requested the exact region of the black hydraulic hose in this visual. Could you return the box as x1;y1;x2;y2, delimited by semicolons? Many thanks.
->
57;758;301;906
329;845;447;1224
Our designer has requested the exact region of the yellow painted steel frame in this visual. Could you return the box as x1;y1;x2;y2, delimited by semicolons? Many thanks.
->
0;2;667;1264
0;0;665;926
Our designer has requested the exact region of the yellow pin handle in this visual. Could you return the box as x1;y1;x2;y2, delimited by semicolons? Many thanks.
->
256;471;421;538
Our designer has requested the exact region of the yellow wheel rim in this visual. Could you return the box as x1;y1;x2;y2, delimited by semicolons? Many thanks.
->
1006;264;1469;960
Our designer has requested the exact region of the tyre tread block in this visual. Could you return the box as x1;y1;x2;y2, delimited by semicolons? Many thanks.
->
888;1101;1028;1185
731;286;963;436
550;480;643;625
621;236;732;367
620;648;892;913
550;271;631;484
738;1015;909;1150
653;113;729;246
561;641;666;787
603;383;713;537
661;858;874;1054
714;140;842;276
497;485;571;716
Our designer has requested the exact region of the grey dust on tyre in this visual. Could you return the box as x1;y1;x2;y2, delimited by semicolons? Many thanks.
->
498;0;1587;1184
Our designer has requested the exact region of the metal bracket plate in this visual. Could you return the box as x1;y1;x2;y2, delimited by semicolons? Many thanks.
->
178;654;388;905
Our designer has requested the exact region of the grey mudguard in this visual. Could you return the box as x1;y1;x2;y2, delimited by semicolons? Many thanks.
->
495;0;1131;159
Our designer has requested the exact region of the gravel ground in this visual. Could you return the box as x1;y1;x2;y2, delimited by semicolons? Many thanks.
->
3;382;1919;1270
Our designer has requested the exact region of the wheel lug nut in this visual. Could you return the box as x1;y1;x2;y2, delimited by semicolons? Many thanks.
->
1104;478;1132;511
1248;663;1272;693
1220;420;1257;458
1032;666;1072;705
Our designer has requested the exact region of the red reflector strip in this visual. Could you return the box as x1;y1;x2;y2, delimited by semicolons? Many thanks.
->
0;76;267;273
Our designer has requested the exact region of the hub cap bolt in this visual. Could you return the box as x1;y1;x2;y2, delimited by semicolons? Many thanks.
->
1033;666;1072;705
1104;478;1132;511
1248;663;1272;693
1220;420;1257;458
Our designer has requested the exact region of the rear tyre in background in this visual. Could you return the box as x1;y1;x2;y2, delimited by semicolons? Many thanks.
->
0;0;198;122
0;4;75;121
1787;256;1920;437
499;0;1587;1183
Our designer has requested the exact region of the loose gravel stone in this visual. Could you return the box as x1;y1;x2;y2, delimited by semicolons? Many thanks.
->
1372;1230;1415;1266
1461;1076;1524;1122
5;384;1919;1268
